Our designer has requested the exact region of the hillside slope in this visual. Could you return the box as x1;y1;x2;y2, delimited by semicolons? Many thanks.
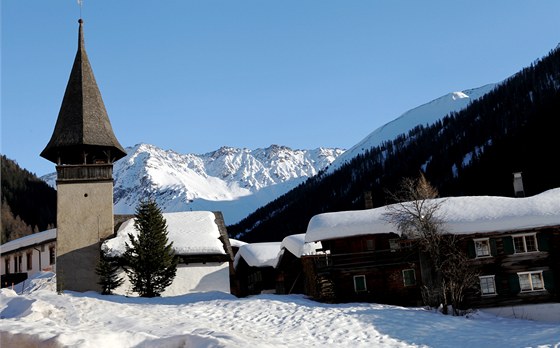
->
230;45;560;242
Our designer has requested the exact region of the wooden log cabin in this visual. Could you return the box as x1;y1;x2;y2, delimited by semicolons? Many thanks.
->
303;188;560;308
232;242;281;297
302;233;423;306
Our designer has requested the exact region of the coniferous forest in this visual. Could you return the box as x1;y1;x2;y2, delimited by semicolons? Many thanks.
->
1;156;56;243
228;45;560;243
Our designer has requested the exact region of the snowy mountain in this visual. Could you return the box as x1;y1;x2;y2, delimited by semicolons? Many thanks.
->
43;144;344;225
41;84;498;226
325;83;497;174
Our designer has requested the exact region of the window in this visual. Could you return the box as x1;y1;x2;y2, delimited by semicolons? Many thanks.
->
474;238;491;257
365;239;375;251
402;269;416;286
4;258;10;274
518;271;544;292
389;238;415;252
27;252;33;271
49;246;56;265
479;275;496;295
18;255;23;273
353;275;367;292
513;233;538;253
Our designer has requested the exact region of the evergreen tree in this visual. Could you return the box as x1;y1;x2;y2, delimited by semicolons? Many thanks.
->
122;200;178;297
95;250;124;295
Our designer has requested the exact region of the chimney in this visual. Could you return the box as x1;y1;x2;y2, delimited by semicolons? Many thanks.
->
513;172;525;197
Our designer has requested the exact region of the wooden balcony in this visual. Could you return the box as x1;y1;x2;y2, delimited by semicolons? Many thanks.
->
56;164;113;182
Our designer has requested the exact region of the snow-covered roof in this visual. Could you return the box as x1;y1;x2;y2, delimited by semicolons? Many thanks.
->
103;211;226;257
229;238;248;248
233;242;281;269
1;229;57;255
305;188;560;243
279;234;323;258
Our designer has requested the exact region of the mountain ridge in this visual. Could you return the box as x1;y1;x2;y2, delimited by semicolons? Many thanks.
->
41;83;500;226
42;143;344;225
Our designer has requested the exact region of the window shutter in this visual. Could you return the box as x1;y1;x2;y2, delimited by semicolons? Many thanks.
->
543;270;554;291
467;240;476;259
503;236;514;255
490;238;498;256
537;233;550;251
493;274;501;295
508;273;520;294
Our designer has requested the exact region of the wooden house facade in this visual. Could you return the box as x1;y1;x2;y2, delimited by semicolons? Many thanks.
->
460;225;560;308
302;233;423;306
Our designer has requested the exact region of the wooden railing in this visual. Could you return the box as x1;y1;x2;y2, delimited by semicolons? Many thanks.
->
56;164;113;181
313;247;419;272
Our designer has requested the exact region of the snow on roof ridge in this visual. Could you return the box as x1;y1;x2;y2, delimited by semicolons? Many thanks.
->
103;211;226;257
233;242;282;269
305;188;560;243
1;229;57;254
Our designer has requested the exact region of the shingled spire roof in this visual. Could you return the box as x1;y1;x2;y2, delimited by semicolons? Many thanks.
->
41;19;126;165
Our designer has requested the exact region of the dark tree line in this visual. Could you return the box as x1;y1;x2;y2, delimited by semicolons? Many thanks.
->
229;45;560;243
1;156;56;243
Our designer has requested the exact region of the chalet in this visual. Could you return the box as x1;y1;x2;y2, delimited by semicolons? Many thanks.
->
1;229;57;288
303;210;422;305
103;211;234;296
303;188;560;308
232;242;281;297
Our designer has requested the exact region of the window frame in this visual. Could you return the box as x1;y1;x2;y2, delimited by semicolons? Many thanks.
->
512;233;538;254
26;252;33;271
473;238;491;258
517;271;545;292
479;275;497;296
353;275;367;293
402;269;416;287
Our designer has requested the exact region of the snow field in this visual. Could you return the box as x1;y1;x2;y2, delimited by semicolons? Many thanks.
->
1;285;559;348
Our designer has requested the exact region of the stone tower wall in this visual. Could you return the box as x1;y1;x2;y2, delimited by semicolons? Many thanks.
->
56;179;114;292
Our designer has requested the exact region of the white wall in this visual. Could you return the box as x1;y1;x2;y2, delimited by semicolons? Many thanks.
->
1;243;56;279
112;262;231;296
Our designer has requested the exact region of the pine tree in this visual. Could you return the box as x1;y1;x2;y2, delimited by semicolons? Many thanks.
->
122;200;178;297
95;250;124;295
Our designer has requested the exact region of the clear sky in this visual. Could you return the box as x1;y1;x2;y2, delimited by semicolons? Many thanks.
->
2;1;559;176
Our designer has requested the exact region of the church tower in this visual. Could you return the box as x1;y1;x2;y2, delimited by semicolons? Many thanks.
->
41;19;126;292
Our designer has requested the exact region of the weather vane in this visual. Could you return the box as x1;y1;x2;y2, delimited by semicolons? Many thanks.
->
77;0;83;18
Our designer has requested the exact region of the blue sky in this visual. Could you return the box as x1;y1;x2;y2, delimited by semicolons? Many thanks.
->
2;1;559;176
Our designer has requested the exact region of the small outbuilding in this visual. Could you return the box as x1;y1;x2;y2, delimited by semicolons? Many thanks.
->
102;211;234;296
232;242;281;297
275;234;322;295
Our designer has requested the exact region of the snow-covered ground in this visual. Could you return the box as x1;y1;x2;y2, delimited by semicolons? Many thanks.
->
1;273;559;348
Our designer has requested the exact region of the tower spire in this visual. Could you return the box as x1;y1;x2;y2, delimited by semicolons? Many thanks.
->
78;18;84;51
41;19;126;165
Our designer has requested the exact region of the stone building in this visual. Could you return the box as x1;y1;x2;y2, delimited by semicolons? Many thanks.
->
40;19;126;292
